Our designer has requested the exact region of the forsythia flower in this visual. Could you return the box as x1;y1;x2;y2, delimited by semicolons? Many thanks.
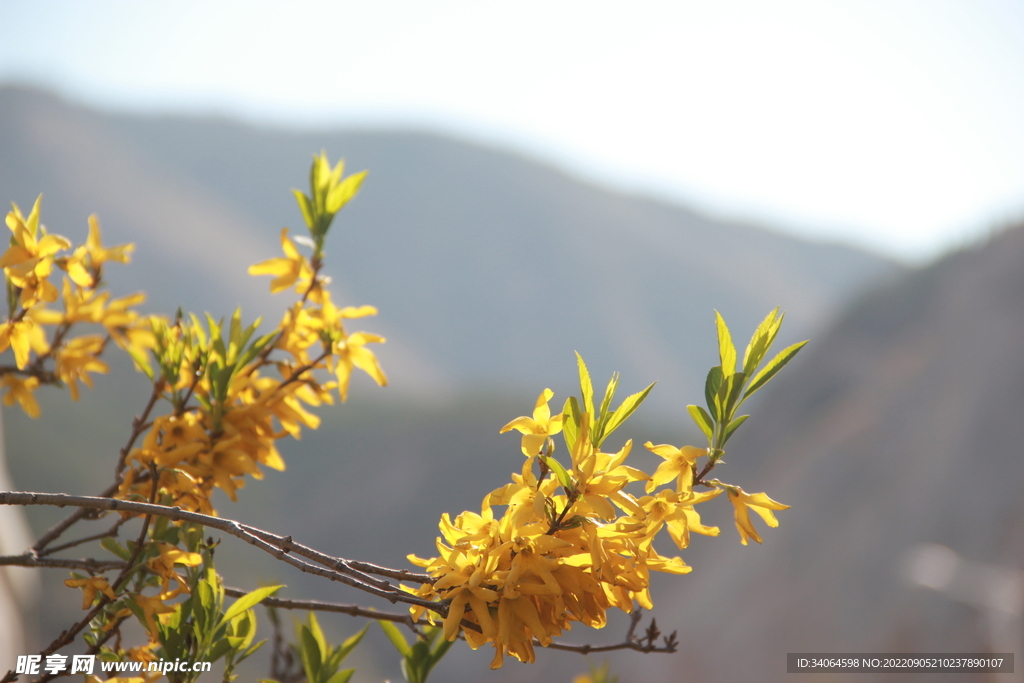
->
64;575;116;609
643;441;704;493
499;388;564;456
54;335;108;401
0;374;41;418
724;485;790;545
248;228;316;297
1;196;71;307
0;317;49;369
62;215;134;287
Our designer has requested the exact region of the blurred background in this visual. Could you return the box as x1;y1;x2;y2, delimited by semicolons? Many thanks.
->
2;1;1024;681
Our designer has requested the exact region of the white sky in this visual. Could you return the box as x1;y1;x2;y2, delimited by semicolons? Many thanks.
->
2;0;1024;263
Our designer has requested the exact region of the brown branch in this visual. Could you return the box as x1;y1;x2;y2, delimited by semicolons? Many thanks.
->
0;554;124;572
539;609;678;655
30;481;121;554
1;491;440;615
14;469;163;683
223;586;421;628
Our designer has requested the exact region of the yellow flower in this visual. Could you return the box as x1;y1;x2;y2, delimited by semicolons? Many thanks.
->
500;389;564;456
1;196;71;307
0;317;49;369
54;335;109;400
643;442;705;493
61;215;134;287
64;575;116;609
331;331;387;402
724;485;790;545
147;541;202;597
128;592;177;637
248;228;315;295
0;375;41;418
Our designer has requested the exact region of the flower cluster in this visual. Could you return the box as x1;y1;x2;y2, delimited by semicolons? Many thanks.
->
407;363;789;669
0;197;145;417
51;154;388;661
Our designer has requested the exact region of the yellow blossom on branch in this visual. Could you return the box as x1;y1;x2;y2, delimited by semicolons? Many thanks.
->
248;228;316;297
499;388;564;456
722;484;790;545
64;575;117;609
0;375;41;418
0;317;49;369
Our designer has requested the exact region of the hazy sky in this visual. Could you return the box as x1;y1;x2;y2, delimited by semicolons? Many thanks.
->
2;0;1023;263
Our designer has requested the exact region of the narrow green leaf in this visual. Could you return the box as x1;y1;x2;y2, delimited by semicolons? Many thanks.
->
562;397;580;453
124;344;154;380
687;404;714;442
221;585;282;625
543;455;573;491
722;414;749;444
704;366;724;421
593;372;620;444
336;623;369;662
742;308;779;376
575;352;595;419
722;371;746;419
100;537;130;560
298;626;323;681
207;638;233;663
744;340;808;399
715;310;737;376
600;382;656;444
325;669;354;683
378;620;411;657
326;170;367;214
309;612;328;658
430;633;455;661
293;189;315;230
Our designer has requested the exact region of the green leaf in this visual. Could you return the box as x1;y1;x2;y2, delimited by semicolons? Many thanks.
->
722;414;749;444
575;352;595;420
298;626;323;682
722;371;746;419
687;404;714;441
325;669;354;683
599;382;656;445
326;170;367;214
125;344;155;380
742;308;781;376
221;585;282;625
715;310;737;376
704;366;724;421
562;397;580;453
378;620;411;657
543;455;573;491
293;189;315;230
335;623;369;663
100;537;130;560
743;340;808;399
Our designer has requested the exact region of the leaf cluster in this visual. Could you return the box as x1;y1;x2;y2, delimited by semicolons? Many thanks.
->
688;308;807;453
379;621;454;683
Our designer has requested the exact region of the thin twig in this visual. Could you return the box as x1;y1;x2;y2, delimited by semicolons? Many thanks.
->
1;491;440;615
0;554;124;571
38;516;133;557
223;586;420;628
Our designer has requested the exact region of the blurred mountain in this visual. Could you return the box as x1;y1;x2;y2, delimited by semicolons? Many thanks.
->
648;222;1024;682
0;85;904;416
0;85;915;682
